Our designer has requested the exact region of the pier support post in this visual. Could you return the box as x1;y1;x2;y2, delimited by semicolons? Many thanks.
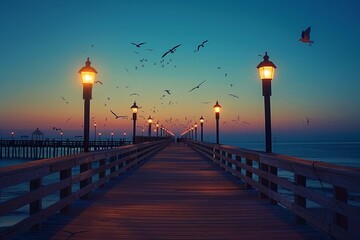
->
60;169;72;212
30;178;42;230
334;186;348;230
295;174;306;224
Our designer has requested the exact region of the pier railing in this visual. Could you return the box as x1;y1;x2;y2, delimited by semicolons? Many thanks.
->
0;139;171;239
185;140;360;240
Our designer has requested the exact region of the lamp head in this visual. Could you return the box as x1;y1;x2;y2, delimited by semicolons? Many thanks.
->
213;101;222;113
200;116;204;123
131;101;138;113
79;57;97;85
257;52;276;80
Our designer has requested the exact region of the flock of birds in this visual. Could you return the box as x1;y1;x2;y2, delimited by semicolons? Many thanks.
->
56;27;314;136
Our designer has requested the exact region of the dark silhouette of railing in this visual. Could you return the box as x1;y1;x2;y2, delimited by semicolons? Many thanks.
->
185;139;360;240
0;138;166;159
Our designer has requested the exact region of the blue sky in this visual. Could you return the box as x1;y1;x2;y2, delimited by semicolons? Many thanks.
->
0;0;360;142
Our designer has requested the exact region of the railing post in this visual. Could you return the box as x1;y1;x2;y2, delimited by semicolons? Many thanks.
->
80;160;92;199
110;156;116;179
260;162;269;199
235;155;241;176
60;168;72;213
99;158;106;187
269;165;278;204
30;178;42;230
246;158;252;189
333;186;348;230
226;152;232;172
295;174;306;224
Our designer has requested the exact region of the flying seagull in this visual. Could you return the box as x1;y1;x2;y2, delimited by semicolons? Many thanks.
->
228;93;240;99
164;89;171;95
306;116;310;125
53;127;63;133
110;110;127;119
299;27;314;46
162;44;181;58
95;80;103;85
131;42;146;48
197;40;208;51
189;80;206;92
130;93;140;96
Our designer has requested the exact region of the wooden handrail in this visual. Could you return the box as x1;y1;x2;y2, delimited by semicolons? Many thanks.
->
0;139;172;239
185;139;360;240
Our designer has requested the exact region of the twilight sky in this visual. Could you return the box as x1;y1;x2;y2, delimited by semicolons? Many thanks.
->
0;0;360;143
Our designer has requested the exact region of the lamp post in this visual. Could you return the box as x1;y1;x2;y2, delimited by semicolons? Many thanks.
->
257;52;276;153
147;116;153;138
79;57;97;151
257;51;277;202
111;132;114;141
11;131;14;140
79;57;97;198
131;101;138;143
94;122;97;141
213;101;222;144
98;132;102;141
123;132;127;141
156;122;159;139
60;132;63;141
199;116;204;142
194;123;198;141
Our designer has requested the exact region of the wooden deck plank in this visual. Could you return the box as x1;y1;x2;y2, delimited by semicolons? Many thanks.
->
18;143;325;239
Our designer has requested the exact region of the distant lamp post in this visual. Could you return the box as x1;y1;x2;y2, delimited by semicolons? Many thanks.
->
213;101;222;144
191;127;194;140
60;132;63;141
199;116;204;142
131;101;138;143
156;122;159;138
194;123;198;141
98;132;102;141
94;122;97;141
111;132;114;141
11;131;14;140
79;57;97;151
123;132;127;141
79;57;97;198
147;116;153;138
257;51;276;153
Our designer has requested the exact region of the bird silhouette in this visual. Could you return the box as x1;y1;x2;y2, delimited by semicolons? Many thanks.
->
197;40;208;51
130;93;140;96
162;44;181;58
110;110;127;119
299;27;314;46
306;116;310;125
164;89;171;95
53;127;63;133
131;42;146;48
95;80;103;85
228;93;239;99
189;80;206;92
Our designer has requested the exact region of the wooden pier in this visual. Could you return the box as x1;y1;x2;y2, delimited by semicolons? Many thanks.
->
0;139;130;159
1;140;359;239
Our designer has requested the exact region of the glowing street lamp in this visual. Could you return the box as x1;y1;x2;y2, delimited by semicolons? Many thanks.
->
79;57;97;198
199;116;204;142
194;123;198;141
123;132;127;141
257;51;276;153
94;122;97;141
98;132;102;141
111;132;114;141
147;116;153;138
131;101;138;143
156;122;159;138
257;52;277;202
60;132;63;141
213;101;222;144
79;57;97;152
11;131;14;140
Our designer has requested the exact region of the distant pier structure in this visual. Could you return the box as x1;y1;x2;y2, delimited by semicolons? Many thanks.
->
0;139;128;159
